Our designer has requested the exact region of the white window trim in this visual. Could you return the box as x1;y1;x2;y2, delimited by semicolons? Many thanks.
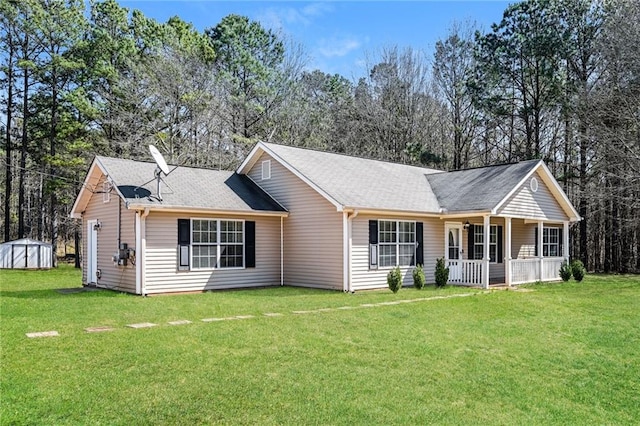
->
261;160;271;180
543;227;560;258
190;218;245;271
378;220;416;269
473;224;499;264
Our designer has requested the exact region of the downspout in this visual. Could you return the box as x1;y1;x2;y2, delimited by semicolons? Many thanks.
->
135;208;150;295
280;216;284;286
343;210;359;292
348;210;359;293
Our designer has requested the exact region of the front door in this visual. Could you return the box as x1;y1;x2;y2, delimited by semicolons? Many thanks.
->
87;220;98;284
445;223;463;282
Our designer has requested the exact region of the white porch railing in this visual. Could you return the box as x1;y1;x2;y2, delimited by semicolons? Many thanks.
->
511;257;565;285
447;260;483;286
542;258;565;281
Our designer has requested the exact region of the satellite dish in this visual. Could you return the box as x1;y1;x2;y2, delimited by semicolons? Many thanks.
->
149;145;170;175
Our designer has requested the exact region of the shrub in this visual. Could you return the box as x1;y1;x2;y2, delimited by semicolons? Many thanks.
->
571;260;586;282
387;266;403;293
559;262;572;281
434;258;449;288
412;264;426;290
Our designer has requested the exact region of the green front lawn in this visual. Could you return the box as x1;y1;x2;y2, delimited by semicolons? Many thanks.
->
1;267;639;424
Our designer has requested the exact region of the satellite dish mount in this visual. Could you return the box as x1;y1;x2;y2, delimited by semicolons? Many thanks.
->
149;145;170;201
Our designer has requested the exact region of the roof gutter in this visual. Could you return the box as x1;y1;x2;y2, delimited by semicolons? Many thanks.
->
124;204;289;218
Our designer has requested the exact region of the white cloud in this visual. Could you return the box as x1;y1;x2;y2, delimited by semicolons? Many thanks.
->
302;2;334;17
317;37;362;58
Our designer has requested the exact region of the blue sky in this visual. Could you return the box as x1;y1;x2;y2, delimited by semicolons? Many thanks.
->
120;1;512;79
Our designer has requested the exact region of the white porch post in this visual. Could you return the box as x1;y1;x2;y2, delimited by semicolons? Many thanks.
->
538;220;544;281
483;215;490;289
563;221;570;264
505;217;512;287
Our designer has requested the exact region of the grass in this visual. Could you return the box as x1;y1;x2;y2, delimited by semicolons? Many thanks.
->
1;267;639;425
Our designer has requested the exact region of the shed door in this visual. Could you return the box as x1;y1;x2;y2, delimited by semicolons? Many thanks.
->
87;220;98;284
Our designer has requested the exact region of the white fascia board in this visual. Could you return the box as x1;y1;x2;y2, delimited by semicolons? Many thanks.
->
492;160;541;215
70;159;106;218
257;143;344;212
236;142;264;175
125;204;289;218
346;207;443;218
438;210;493;220
537;161;581;221
492;161;580;222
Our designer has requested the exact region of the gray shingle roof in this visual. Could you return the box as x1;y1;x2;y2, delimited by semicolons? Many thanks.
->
261;143;444;212
425;160;540;212
260;143;541;214
96;156;286;213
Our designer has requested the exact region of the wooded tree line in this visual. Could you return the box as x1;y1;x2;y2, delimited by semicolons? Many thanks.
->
1;0;638;272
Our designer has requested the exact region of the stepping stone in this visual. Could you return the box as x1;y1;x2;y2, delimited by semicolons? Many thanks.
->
126;322;156;329
26;331;59;338
235;315;255;319
202;317;225;322
85;326;115;333
168;320;191;326
263;312;283;317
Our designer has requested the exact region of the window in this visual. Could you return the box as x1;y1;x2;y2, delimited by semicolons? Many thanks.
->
261;160;271;180
378;220;415;267
191;219;244;269
543;227;560;257
472;224;500;263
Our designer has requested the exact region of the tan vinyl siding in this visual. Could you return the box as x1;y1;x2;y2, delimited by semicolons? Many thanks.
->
511;219;535;259
144;211;281;294
81;175;136;292
498;171;569;221
351;215;441;291
247;152;343;290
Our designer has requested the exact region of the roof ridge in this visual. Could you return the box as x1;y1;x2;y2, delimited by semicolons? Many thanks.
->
260;141;444;174
96;155;235;173
438;158;541;174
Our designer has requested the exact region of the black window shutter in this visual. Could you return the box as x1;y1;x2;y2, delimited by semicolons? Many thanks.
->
369;220;378;244
467;225;475;260
369;220;378;269
177;219;190;269
245;221;256;268
558;227;563;257
497;225;503;263
534;227;539;257
178;219;190;245
416;222;424;266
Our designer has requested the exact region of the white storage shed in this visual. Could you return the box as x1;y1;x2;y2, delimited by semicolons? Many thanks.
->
0;238;53;269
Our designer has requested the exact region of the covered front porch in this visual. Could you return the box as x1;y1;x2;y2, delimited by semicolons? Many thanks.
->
444;216;571;289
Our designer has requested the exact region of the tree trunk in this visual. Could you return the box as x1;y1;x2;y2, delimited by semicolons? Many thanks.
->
4;33;14;242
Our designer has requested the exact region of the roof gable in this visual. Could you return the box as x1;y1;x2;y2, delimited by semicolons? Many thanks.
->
71;156;287;218
426;160;541;213
239;142;444;214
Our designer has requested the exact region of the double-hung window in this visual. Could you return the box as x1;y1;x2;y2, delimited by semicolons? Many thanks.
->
378;220;416;267
472;224;500;263
191;219;244;269
543;227;560;257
